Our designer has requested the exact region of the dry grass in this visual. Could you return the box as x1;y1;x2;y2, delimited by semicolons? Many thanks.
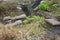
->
13;21;49;40
0;24;22;40
0;21;59;40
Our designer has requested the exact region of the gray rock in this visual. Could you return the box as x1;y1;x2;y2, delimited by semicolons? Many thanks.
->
17;6;22;10
3;16;11;21
12;20;22;26
45;19;60;26
12;14;26;20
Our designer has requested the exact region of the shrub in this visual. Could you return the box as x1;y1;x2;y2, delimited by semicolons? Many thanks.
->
34;1;51;11
40;1;50;11
0;4;7;12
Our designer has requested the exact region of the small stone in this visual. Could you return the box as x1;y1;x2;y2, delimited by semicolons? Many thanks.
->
17;6;22;10
12;20;22;26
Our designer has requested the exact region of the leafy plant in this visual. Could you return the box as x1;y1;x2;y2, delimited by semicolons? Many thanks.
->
31;16;40;21
40;1;50;11
25;16;45;23
25;16;31;23
39;17;45;23
34;1;51;11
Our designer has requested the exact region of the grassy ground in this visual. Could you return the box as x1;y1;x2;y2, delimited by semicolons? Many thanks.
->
0;17;59;40
11;21;49;40
0;21;49;40
0;0;60;40
14;21;40;35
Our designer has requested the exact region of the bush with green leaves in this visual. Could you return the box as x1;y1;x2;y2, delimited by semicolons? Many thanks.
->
40;1;50;11
34;1;51;11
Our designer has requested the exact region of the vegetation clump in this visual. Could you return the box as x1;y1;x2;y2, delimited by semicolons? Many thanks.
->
34;1;51;12
25;16;45;23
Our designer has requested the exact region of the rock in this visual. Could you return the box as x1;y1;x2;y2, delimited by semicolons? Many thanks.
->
3;16;11;21
12;20;22;26
3;14;26;24
3;16;12;24
5;20;22;27
17;6;22;10
4;20;11;24
45;19;60;26
12;14;26;21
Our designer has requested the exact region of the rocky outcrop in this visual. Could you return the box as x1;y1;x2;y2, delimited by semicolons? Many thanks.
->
3;14;26;25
